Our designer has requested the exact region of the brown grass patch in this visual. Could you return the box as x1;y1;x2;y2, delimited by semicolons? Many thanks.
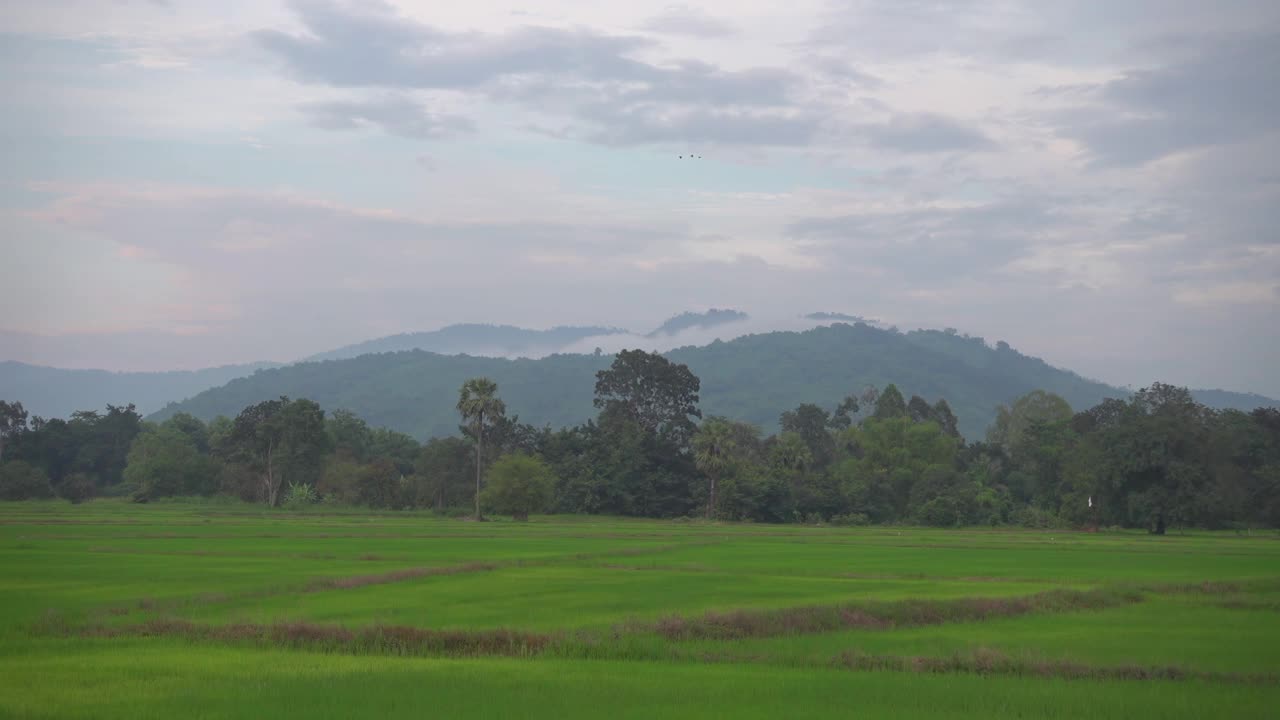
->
832;648;1277;684
637;588;1142;641
303;562;499;592
84;619;553;657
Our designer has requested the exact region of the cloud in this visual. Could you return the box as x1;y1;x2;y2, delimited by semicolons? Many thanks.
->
1059;32;1280;166
253;0;809;146
641;5;736;38
856;113;995;153
299;95;474;139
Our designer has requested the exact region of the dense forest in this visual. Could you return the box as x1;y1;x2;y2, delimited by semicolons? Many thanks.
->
2;349;1277;530
149;324;1273;444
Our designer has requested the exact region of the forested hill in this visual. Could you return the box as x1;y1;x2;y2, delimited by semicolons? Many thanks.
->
153;323;1173;441
0;360;282;419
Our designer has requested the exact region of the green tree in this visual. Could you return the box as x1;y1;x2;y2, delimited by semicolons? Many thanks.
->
162;412;210;453
907;395;934;424
987;390;1074;456
594;349;701;446
230;397;328;506
357;457;401;508
779;403;835;468
932;399;961;439
694;417;739;519
413;436;473;511
0;460;52;500
0;400;29;462
123;425;219;500
481;453;555;520
326;409;373;462
873;384;908;420
457;378;506;520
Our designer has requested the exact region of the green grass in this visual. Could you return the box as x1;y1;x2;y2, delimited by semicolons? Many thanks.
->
2;499;1279;718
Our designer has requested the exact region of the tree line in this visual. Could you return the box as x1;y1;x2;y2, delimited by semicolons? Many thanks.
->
1;349;1277;530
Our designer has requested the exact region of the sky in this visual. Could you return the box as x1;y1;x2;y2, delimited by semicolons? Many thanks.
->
1;0;1277;397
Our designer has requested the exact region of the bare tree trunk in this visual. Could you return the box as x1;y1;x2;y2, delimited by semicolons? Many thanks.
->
265;441;279;507
474;415;483;520
706;474;717;520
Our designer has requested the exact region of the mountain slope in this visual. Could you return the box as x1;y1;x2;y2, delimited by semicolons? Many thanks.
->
307;324;626;362
0;360;282;419
151;323;1199;441
647;309;748;337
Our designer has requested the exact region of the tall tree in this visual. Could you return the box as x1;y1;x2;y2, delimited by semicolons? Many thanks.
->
987;390;1073;456
907;395;935;424
0;400;28;462
932;399;961;439
594;350;701;446
694;417;739;519
230;397;328;506
780;403;835;468
873;384;908;420
457;378;506;520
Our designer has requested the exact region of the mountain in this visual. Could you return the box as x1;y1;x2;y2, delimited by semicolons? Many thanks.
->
1189;389;1280;413
0;360;282;419
152;322;1268;443
307;324;627;362
647;309;748;337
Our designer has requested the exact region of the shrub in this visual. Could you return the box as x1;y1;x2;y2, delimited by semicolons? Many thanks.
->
831;513;871;527
283;482;319;508
0;461;54;500
57;473;96;504
481;453;555;521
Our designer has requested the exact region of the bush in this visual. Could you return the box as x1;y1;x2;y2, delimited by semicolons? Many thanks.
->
1011;505;1063;529
0;461;54;500
57;473;96;504
481;453;555;521
283;482;319;508
831;512;871;527
917;496;959;527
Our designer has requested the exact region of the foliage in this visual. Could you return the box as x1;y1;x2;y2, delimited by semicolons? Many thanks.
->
3;360;1279;529
123;426;219;501
283;481;319;508
594;349;701;446
480;453;555;520
457;378;506;519
147;324;1275;447
0;460;52;500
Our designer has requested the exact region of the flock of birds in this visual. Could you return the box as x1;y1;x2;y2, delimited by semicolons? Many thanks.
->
678;155;703;159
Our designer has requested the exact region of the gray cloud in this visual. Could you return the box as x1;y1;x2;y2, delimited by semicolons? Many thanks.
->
641;5;737;38
255;5;653;88
1063;32;1280;166
788;198;1061;281
254;0;808;146
856;113;995;154
300;95;474;139
809;0;1279;65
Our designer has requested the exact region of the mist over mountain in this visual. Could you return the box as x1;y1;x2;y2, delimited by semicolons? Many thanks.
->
0;360;282;419
307;324;628;363
646;309;749;337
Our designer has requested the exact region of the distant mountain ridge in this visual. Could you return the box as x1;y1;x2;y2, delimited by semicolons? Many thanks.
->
646;309;748;337
0;360;282;419
307;323;628;363
149;323;1280;443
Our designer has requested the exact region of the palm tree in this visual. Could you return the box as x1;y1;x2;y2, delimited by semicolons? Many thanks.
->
457;378;505;520
693;417;737;520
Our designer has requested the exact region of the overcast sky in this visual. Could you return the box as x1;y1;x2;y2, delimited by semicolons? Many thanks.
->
1;0;1277;396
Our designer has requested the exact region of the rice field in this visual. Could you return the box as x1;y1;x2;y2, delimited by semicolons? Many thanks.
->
2;501;1278;718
